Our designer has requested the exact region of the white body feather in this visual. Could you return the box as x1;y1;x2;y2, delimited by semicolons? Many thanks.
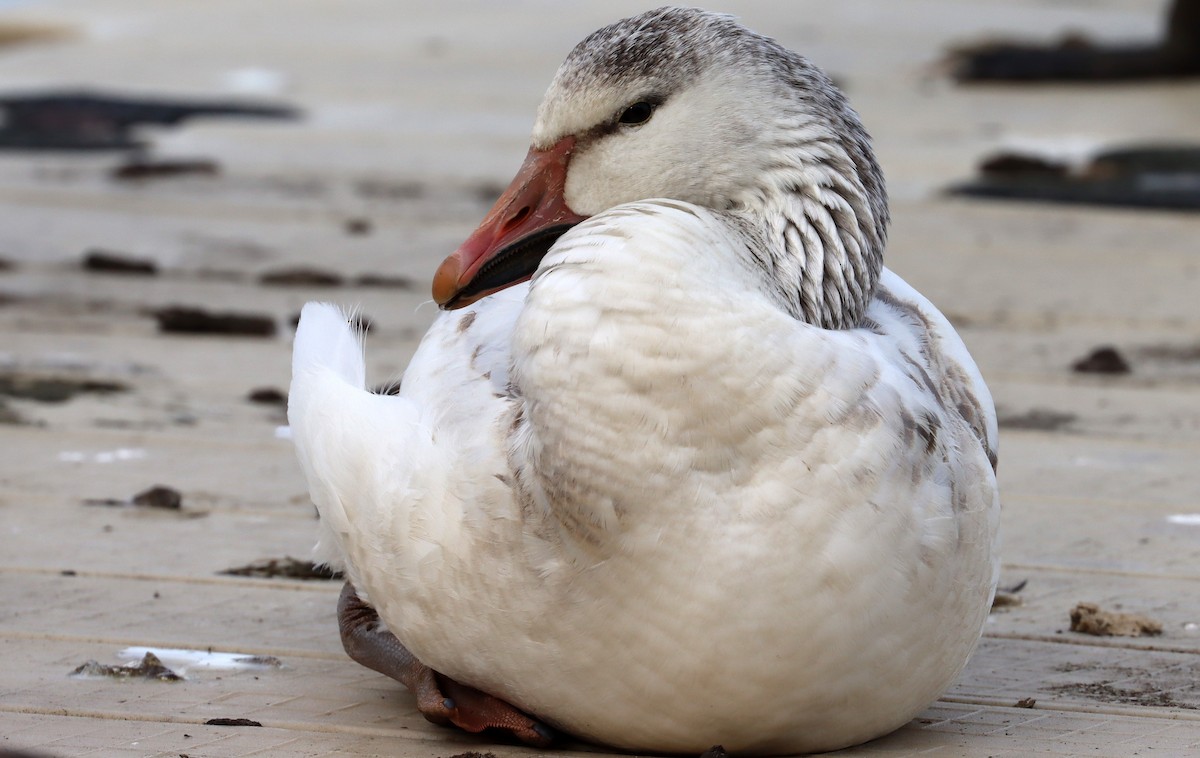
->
289;200;999;754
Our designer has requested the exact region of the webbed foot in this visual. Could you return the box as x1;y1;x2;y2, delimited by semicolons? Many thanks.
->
337;582;554;746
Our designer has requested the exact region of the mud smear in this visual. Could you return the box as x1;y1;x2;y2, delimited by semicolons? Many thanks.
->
1069;602;1163;637
259;266;344;287
152;306;276;337
353;273;413;289
976;153;1064;179
949;145;1200;212
247;387;287;407
1049;659;1200;709
997;408;1076;431
85;485;184;511
947;36;1200;83
1047;681;1196;709
343;217;372;236
131;486;182;509
82;249;158;275
947;0;1200;83
205;718;262;727
0;90;298;151
111;158;219;181
1072;346;1131;375
221;557;341;581
70;651;182;681
0;371;128;403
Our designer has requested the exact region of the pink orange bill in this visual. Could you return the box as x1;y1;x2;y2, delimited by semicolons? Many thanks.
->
432;136;588;309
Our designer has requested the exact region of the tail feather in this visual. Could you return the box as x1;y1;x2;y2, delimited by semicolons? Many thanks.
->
287;301;466;591
291;302;366;389
288;302;376;574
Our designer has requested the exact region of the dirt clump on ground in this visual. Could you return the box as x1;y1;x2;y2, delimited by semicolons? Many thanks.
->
1069;602;1162;637
70;651;181;681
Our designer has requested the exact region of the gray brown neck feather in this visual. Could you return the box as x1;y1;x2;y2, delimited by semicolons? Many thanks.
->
732;122;888;330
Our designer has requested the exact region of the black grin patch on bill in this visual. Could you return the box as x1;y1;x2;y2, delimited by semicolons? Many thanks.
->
445;223;578;308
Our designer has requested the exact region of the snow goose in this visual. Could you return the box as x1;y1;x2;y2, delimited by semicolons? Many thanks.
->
289;7;1000;755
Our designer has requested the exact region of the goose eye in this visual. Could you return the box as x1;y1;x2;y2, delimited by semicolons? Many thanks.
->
618;101;655;125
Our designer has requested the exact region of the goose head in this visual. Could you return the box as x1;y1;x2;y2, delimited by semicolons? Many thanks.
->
433;6;888;329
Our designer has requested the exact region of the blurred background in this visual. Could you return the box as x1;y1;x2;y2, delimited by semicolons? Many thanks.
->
0;1;1195;318
0;2;1195;186
0;1;1197;756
